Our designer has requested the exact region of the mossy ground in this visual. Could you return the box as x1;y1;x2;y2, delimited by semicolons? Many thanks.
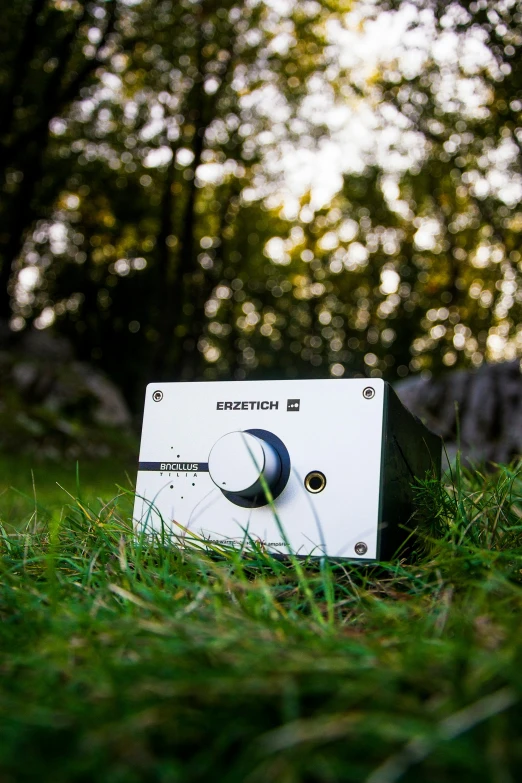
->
1;456;522;782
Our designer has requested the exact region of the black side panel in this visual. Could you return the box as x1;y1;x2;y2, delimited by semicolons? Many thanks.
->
378;384;442;560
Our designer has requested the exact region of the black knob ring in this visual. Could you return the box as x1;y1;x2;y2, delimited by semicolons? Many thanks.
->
221;429;291;509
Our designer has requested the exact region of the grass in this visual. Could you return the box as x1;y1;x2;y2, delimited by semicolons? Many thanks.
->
0;451;136;526
1;457;522;782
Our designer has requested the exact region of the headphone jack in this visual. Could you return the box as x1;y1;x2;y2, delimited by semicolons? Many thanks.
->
304;471;327;494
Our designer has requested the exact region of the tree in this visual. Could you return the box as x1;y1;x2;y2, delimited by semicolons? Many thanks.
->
338;0;522;377
0;0;118;319
4;0;522;411
4;0;353;407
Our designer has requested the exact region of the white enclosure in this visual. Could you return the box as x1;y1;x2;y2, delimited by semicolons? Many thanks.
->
134;378;394;559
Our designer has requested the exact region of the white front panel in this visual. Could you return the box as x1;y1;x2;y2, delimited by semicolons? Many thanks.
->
134;379;385;558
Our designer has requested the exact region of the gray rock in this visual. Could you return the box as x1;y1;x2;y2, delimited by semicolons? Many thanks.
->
395;361;522;465
74;363;131;427
0;327;133;458
11;362;39;391
19;328;73;361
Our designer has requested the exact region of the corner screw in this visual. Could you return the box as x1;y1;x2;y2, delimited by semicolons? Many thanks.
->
152;390;163;402
354;542;368;556
362;387;375;399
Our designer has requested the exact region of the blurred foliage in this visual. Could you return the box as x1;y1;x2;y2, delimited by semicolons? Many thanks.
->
1;0;522;409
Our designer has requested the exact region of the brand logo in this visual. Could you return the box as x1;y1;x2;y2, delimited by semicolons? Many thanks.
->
216;401;279;410
139;462;209;472
287;399;300;411
160;463;200;471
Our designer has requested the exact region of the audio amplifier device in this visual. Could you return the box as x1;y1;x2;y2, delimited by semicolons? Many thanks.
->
133;378;441;561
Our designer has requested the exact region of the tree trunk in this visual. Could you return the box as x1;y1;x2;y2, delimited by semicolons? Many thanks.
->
150;92;208;381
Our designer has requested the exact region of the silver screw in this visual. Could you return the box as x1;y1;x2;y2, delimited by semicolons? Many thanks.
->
362;387;375;399
354;542;368;555
152;390;163;402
